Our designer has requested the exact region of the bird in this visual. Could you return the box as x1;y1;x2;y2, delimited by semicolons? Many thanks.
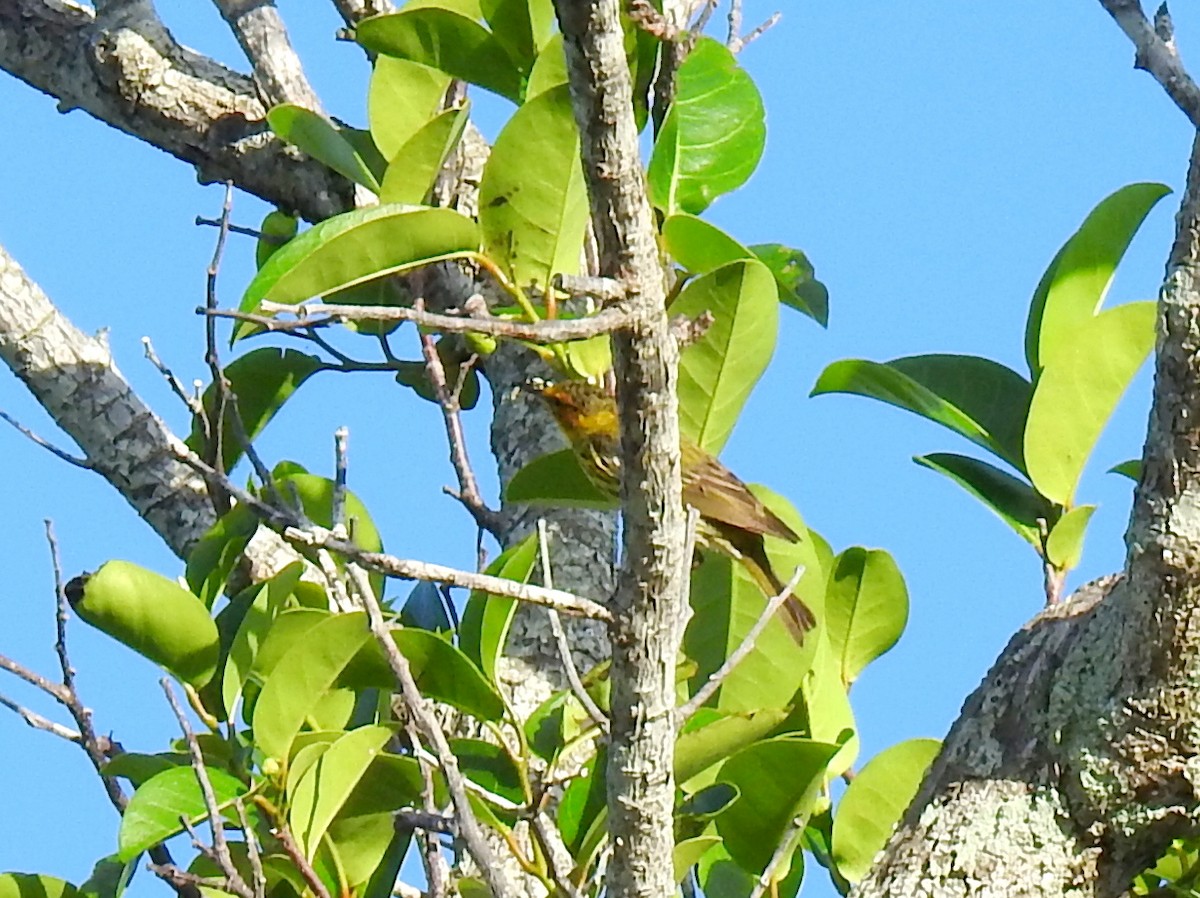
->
526;379;815;642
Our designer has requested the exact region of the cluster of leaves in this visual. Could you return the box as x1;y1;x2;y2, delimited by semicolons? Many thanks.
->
813;183;1167;594
2;3;927;898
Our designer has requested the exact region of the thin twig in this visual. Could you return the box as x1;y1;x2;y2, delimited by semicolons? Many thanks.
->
332;427;349;537
736;11;780;50
406;719;450;898
210;301;631;343
726;0;743;48
143;337;203;415
0;652;71;704
234;799;267;898
162;680;255;898
0;692;82;742
211;0;324;111
200;184;237;513
272;822;334;898
530;812;586;898
0;410;91;468
748;818;804;898
1098;0;1200;128
344;565;519;898
678;565;806;722
416;300;502;535
537;520;608;732
195;217;272;241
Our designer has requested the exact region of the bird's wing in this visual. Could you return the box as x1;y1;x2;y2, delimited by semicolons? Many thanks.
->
682;451;801;542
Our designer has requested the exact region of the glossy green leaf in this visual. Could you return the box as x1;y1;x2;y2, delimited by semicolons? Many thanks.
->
824;547;908;687
342;627;506;722
1024;301;1156;505
356;10;524;103
675;708;791;789
480;85;588;293
647;38;766;214
253;612;374;760
831;738;941;883
268;105;381;192
684;489;821;712
1110;459;1142;481
481;0;554;72
459;532;539;682
526;32;567;99
1026;183;1169;376
452;738;524;805
368;56;453;161
242;608;330;723
750;244;829;327
1045;504;1096;571
675;259;778;454
505;448;616;508
185;504;258;608
118;767;246;861
812;355;1033;472
185;348;321;473
78;854;137;898
793;639;858;777
0;875;78;898
290;725;395;858
715;737;840;873
914;453;1053;547
257;210;298;270
235;205;480;340
379;106;470;205
674;836;722;884
222;562;304;717
558;749;607;856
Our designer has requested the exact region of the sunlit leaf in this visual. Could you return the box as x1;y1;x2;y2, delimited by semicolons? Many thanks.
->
1024;301;1155;505
647;38;766;214
1110;459;1141;481
379;106;470;205
480;0;554;72
915;453;1053;547
750;244;829;327
459;533;539;682
674;836;722;884
675;709;791;790
1044;504;1096;571
257;210;299;270
0;875;78;898
368;56;452;161
823;547;908;688
675;259;778;454
831;738;941;883
526;32;567;99
268;105;381;192
118;767;246;861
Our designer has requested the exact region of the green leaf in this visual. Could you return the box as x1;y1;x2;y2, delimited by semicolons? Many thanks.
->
185;504;259;608
118;767;247;861
793;638;858;777
558;749;607;856
222;562;305;718
253;612;375;760
1110;459;1141;481
684;490;821;713
561;335;613;381
750;244;829;327
78;854;137;898
914;453;1054;547
674;836;722;884
368;56;453;161
379;106;470;205
1026;182;1169;376
459;532;539;682
812;355;1033;472
401;581;452;632
831;738;941;883
505;449;616;508
647;37;766;214
715;737;840;874
823;548;908;688
393;337;482;410
235;205;480;341
257;210;299;270
0;876;78;898
267;105;381;192
185;348;321;473
1045;504;1096;571
480;85;588;293
480;0;554;72
525;32;567;100
342;628;507;722
356;10;524;104
675;259;778;454
1024;301;1156;505
102;753;181;789
241;608;330;723
290;725;395;858
452;738;524;805
675;709;791;789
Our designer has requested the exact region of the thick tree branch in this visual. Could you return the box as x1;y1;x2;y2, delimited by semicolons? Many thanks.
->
555;4;688;898
0;0;352;220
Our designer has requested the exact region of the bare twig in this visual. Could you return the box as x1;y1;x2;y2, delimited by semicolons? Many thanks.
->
735;12;781;51
332;427;350;537
552;273;627;305
406;719;451;898
726;0;743;48
195;217;272;242
210;300;632;343
748;818;804;898
530;812;586;898
0;409;91;469
537;520;608;732
344;566;519;898
273;822;334;898
143;337;203;415
678;565;806;722
234;799;267;898
416;301;502;535
162;680;255;898
1098;0;1200;127
0;653;70;706
0;692;81;742
174;437;612;619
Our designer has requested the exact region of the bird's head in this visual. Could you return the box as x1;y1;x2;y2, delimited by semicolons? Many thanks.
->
524;379;618;443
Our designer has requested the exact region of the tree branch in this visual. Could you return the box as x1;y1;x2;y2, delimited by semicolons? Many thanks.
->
1097;0;1200;127
211;0;325;111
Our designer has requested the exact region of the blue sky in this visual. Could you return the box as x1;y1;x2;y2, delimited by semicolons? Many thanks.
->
0;2;1191;895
